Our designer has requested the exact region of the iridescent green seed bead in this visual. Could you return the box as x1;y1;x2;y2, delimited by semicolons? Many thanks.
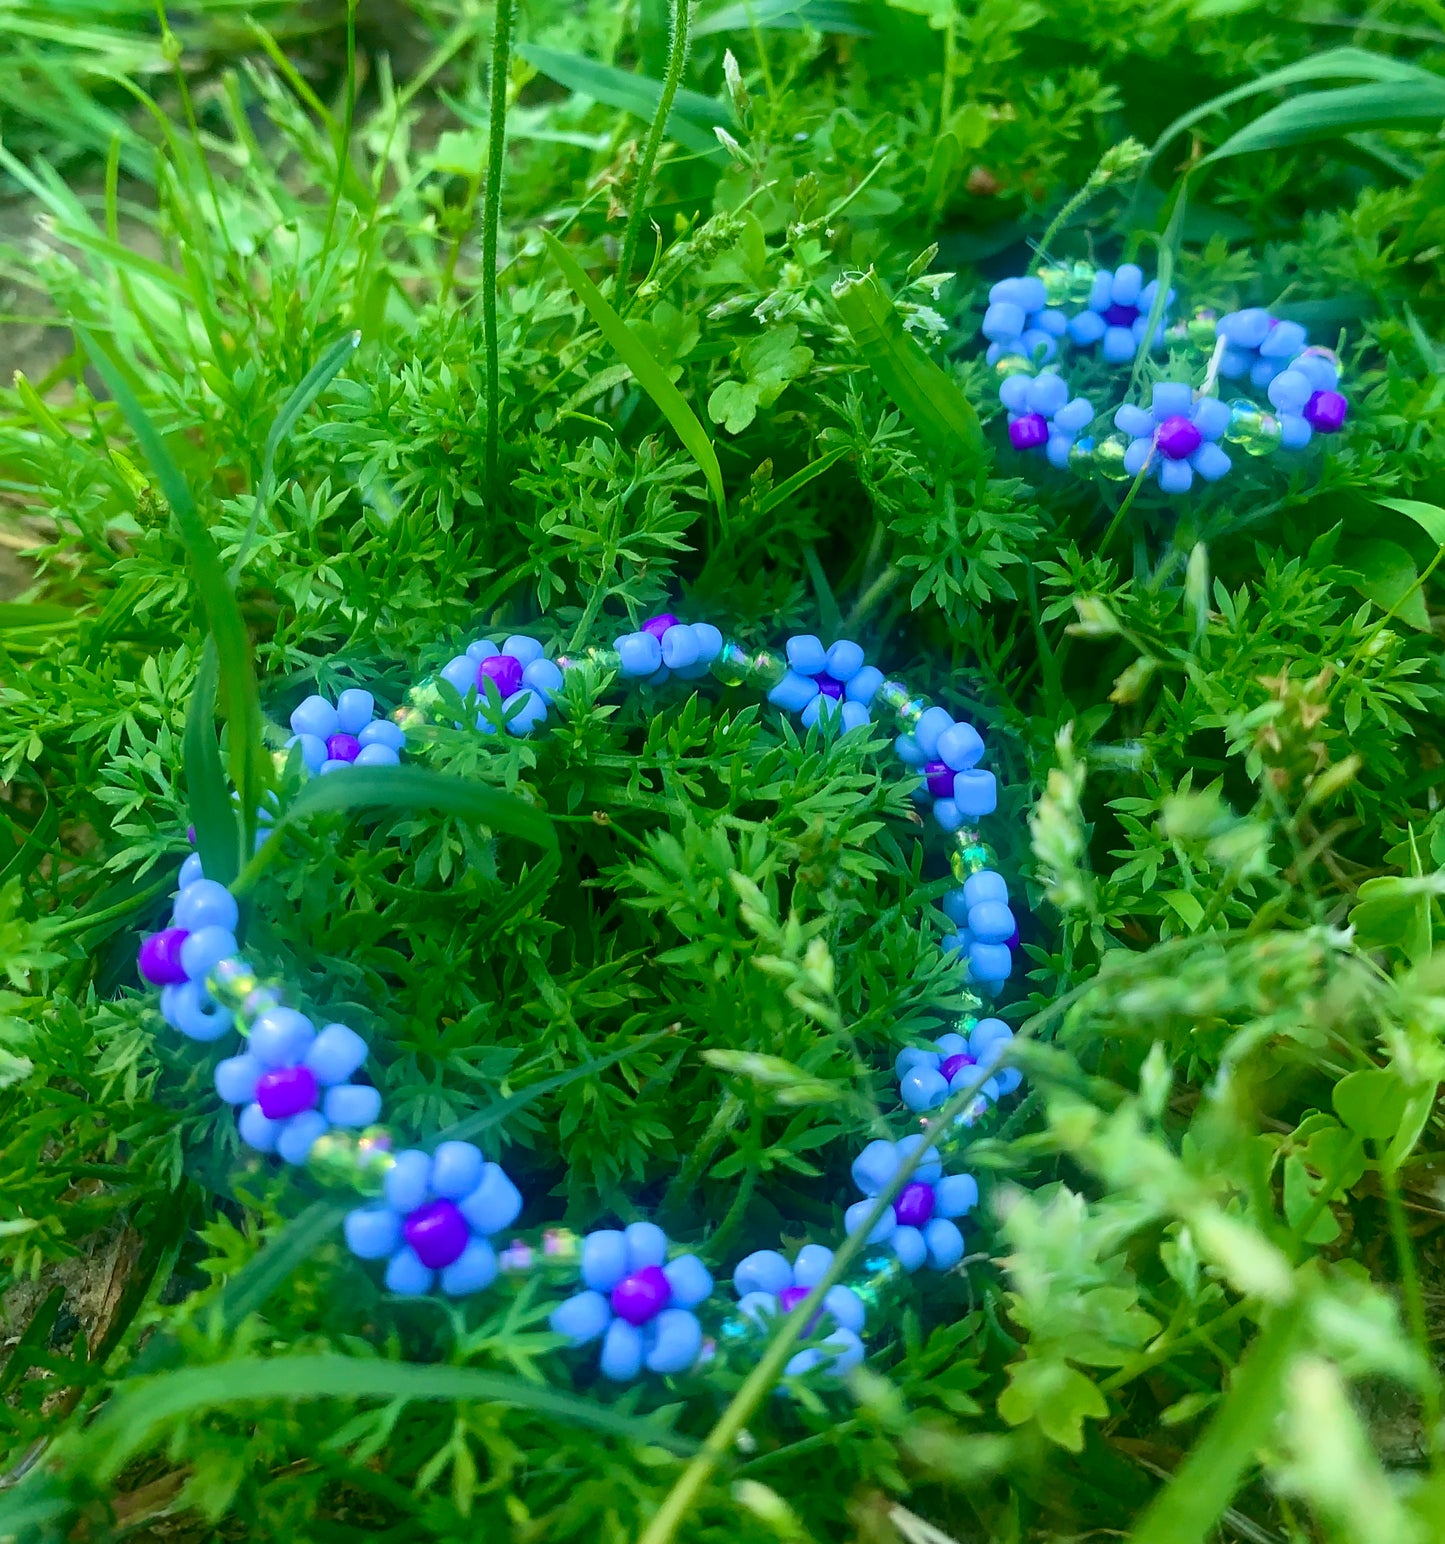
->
949;835;995;883
993;352;1033;380
1093;432;1133;482
1037;265;1071;306
205;959;285;1030
305;1125;396;1195
897;697;930;731
1068;259;1098;304
875;679;912;715
1068;436;1095;472
1186;307;1219;351
745;648;789;692
1224;399;1282;456
850;1250;906;1314
710;639;753;688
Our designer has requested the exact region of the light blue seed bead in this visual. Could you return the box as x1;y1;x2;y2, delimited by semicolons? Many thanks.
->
936;721;984;771
895;1045;939;1077
1260;319;1308;359
894;734;926;765
1112;263;1143;305
1019;328;1055;361
287;733;326;773
1294;352;1338;392
964;870;1008;908
844;1198;896;1244
969;900;1015;944
1192;396;1232;440
663;1255;713;1308
1150;380;1193;420
173;879;238;934
354;744;400;767
793;1243;834;1287
249;1007;315;1068
924;1217;965;1270
1053;397;1094;434
345;1205;401;1260
1087;269;1113;310
952;769;997;816
1102;326;1135;364
1114;403;1154;438
384;1247;436;1297
734;1250;792;1297
1250;359;1283;390
660;624;699;670
980;1075;1002;1103
999;374;1032;414
995;1066;1024;1095
826;1327;866;1374
324;1084;382;1127
165;981;234;1042
1219;307;1270;348
840;701;870;732
851;1137;900;1195
1267;369;1312;414
277;1110;328;1165
1029;372;1068;418
981;300;1026;342
458;1163;523;1235
290;694;339;739
616;631;663;677
1192;443;1231;482
970;1017;1013;1060
934;1173;980;1216
384;1149;433;1214
845;665;884;704
896;1132;943;1183
180;925;236;982
826;639;865;681
440;655;477;697
358;718;405;751
1123;437;1151;476
305;1023;368;1085
178;852;205;889
319;758;352;776
624;1220;668;1270
969;941;1012;982
1068;310;1105;345
503;635;544;665
600;1319;644;1381
215;1053;262;1106
691;623;723;662
551;1289;611;1344
1158;458;1193;495
914;706;953;759
891;1225;928;1273
440;1238;499;1297
767;671;820;712
646;1307;702;1374
334;689;375;735
824;1284;866;1334
1037;308;1068;337
786;634;828;675
800;695;835;730
942;929;970;955
1279;413;1312;450
933;799;964;832
503;689;547;736
786;1347;824;1377
934;1031;968;1058
430;1140;485;1199
989;276;1046;312
237;1102;279;1152
900;1065;948;1112
646;664;671;686
523;658;564;700
465;638;501;661
942;887;971;925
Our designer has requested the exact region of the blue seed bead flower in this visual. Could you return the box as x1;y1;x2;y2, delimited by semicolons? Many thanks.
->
767;635;873;733
1266;352;1350;449
980;275;1068;366
1215;309;1310;389
845;1135;978;1272
732;1244;866;1377
896;1018;1023;1115
550;1223;714;1381
214;1009;383;1166
438;634;557;736
1114;383;1233;494
1066;265;1171;364
344;1141;524;1297
287;689;405;775
999;370;1094;469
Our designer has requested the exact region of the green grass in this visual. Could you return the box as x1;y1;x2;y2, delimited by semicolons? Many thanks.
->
1;1;1444;1540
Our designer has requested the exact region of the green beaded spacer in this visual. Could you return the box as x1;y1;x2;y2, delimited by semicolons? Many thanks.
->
1068;436;1096;473
1093;432;1134;482
497;1225;584;1279
1223;399;1283;456
948;831;995;883
305;1125;397;1195
1186;307;1219;352
848;1250;908;1315
709;639;753;688
205;957;286;1029
744;647;789;692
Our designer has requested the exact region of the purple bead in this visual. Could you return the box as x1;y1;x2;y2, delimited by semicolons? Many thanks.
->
477;653;524;698
924;761;955;799
1102;303;1139;328
403;1198;470;1270
187;825;197;845
642;613;678;641
1007;413;1049;451
778;1283;823;1334
815;674;843;701
138;927;190;986
1155;414;1202;460
939;1052;975;1082
1304;389;1348;433
254;1064;320;1120
610;1264;672;1326
1006;924;1021;950
326;732;361;763
894;1181;937;1229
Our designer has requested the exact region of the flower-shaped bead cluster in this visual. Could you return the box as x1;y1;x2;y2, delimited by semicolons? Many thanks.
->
1266;354;1349;449
345;1141;524;1297
139;875;243;1042
981;276;1068;366
1114;383;1233;494
215;1008;382;1165
288;690;404;775
896;1017;1022;1116
614;613;723;684
1214;309;1308;388
845;1135;978;1272
733;1244;866;1377
1066;265;1172;364
1000;370;1095;469
438;633;562;737
767;634;877;733
941;863;1019;993
550;1223;714;1381
894;708;995;831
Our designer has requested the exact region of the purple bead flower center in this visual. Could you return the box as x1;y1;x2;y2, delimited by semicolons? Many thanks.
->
326;732;361;763
403;1198;470;1270
895;1180;936;1229
642;613;678;641
610;1263;672;1325
815;674;843;700
1303;389;1348;433
778;1283;824;1333
138;926;190;986
924;761;955;799
1155;414;1202;460
477;653;524;698
1007;412;1049;451
939;1052;975;1082
255;1063;319;1120
1102;303;1139;328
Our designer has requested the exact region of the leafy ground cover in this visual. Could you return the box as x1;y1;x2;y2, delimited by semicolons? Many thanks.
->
1;1;1444;1540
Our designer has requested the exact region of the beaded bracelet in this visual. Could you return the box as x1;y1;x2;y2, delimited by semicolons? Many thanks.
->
137;618;1024;1384
981;261;1350;493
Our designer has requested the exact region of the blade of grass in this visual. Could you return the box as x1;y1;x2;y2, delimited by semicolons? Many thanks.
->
1202;78;1445;164
695;0;871;35
184;639;240;886
484;0;520;502
754;446;848;516
543;229;726;527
